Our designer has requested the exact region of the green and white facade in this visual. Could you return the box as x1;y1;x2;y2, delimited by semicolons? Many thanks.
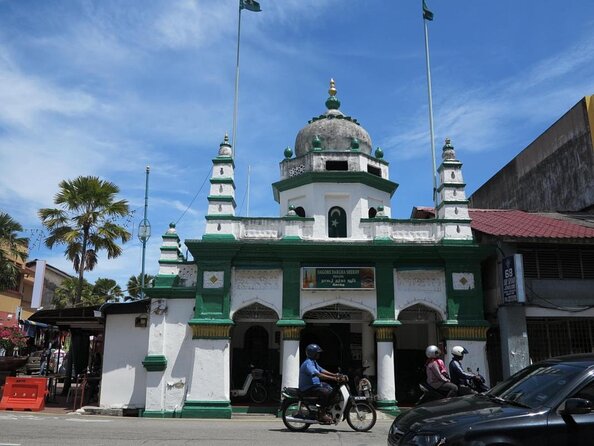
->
100;82;491;418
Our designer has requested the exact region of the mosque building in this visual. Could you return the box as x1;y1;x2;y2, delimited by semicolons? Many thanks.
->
100;80;491;418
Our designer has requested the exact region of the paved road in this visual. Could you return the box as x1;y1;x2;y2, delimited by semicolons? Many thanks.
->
0;413;392;446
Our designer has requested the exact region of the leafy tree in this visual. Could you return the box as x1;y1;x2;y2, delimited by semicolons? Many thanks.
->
92;277;123;302
53;277;94;309
126;273;155;299
0;212;29;291
38;176;131;304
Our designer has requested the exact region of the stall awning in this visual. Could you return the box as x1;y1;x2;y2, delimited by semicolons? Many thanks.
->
28;305;104;332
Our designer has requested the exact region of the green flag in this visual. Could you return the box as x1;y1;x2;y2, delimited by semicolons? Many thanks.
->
240;0;261;12
422;0;433;21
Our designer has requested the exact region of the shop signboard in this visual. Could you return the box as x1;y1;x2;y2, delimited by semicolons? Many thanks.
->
301;267;375;290
502;254;526;303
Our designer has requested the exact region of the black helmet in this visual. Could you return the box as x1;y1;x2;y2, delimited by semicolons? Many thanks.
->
306;344;323;359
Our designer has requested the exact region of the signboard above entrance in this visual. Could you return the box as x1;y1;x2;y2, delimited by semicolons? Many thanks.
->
301;267;375;290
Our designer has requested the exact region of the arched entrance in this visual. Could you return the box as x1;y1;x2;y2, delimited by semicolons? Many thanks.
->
395;304;443;404
302;303;374;375
231;302;280;402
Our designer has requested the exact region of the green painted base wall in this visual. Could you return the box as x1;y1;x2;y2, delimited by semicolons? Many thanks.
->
181;400;232;419
376;399;401;417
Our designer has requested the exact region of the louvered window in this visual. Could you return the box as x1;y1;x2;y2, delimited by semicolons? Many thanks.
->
519;246;594;280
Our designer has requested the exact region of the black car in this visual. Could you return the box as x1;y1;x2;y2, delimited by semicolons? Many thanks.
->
388;354;594;446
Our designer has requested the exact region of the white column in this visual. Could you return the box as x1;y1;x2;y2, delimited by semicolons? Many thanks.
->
377;340;396;401
186;338;231;401
281;339;300;389
362;322;376;376
280;326;302;389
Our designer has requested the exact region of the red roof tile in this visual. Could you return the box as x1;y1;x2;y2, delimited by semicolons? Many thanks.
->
468;209;594;239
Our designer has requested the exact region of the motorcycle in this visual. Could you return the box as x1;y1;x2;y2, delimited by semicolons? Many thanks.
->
230;364;269;404
467;367;489;393
281;375;377;432
416;368;489;405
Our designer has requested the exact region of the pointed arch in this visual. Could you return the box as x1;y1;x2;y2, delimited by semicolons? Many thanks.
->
328;206;347;238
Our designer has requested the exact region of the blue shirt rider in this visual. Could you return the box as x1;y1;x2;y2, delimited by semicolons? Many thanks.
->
298;344;342;424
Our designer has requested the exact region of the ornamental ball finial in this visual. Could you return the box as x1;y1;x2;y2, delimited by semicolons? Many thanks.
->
284;146;293;159
328;78;337;97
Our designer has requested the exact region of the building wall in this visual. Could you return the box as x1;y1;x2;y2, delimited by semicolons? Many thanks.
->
470;96;594;212
101;313;149;408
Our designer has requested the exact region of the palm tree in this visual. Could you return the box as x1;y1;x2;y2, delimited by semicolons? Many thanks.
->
0;212;29;291
39;176;131;305
52;277;94;309
92;277;123;302
126;273;154;299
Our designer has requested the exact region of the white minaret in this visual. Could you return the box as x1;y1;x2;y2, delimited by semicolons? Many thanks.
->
436;138;472;241
204;134;237;239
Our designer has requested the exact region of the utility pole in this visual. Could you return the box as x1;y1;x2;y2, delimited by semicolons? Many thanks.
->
138;166;151;299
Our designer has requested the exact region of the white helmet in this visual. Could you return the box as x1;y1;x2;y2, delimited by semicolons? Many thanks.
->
425;345;441;359
451;346;469;358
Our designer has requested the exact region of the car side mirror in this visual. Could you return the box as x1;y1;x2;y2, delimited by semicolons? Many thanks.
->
564;398;593;415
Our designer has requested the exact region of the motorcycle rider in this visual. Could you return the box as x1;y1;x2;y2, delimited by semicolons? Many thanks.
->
425;345;458;398
449;345;478;395
299;343;344;424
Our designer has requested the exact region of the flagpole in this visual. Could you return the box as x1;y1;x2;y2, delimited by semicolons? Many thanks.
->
232;1;242;159
246;165;251;217
423;3;438;210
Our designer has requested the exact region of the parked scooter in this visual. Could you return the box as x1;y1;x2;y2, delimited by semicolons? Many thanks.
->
346;364;374;401
281;375;377;432
231;365;269;404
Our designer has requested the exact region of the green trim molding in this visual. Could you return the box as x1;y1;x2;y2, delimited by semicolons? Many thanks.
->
142;355;167;372
272;171;398;202
181;400;232;419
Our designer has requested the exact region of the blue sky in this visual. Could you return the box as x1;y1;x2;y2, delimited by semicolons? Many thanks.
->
1;0;594;291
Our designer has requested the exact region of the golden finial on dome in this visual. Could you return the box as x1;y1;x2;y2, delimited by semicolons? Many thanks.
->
328;78;337;97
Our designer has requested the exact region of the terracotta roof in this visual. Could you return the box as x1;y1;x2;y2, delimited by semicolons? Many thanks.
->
468;209;594;239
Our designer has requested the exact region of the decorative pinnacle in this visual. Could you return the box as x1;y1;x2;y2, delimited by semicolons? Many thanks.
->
325;78;341;110
223;133;230;145
328;78;337;97
442;137;456;160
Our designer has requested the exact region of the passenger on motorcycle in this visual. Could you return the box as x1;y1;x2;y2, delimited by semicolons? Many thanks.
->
425;345;458;398
299;344;344;424
448;345;477;395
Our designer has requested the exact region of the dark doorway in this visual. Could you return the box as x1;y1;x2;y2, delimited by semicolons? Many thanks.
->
300;324;350;371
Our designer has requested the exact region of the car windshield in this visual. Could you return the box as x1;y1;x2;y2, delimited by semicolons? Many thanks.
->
488;362;584;409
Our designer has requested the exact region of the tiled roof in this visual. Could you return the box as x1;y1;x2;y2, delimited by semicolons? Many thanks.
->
468;209;594;239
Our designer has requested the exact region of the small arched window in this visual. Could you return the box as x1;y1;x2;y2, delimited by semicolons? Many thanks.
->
295;206;306;217
368;207;377;218
328;206;347;238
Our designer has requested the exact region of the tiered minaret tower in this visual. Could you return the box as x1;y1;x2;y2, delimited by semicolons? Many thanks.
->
436;138;472;241
204;134;237;239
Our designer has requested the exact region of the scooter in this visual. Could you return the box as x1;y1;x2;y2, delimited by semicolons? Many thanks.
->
467;367;489;393
416;381;449;405
230;365;269;404
416;368;489;405
281;375;377;432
